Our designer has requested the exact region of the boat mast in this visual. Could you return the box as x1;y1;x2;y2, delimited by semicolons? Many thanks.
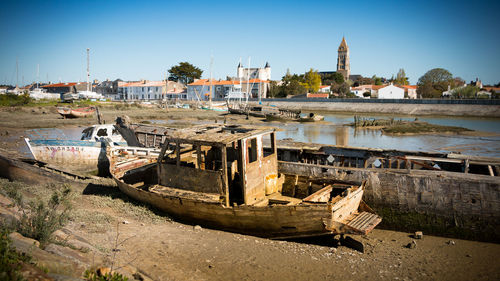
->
258;61;262;104
238;57;242;104
36;64;39;89
86;48;90;92
16;57;19;93
246;57;251;103
209;55;213;108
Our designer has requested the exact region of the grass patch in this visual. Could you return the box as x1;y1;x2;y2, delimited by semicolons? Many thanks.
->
82;184;169;224
382;121;472;134
0;93;32;106
349;116;472;134
71;210;114;233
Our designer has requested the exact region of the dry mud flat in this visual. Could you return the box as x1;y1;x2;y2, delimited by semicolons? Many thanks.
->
1;178;499;281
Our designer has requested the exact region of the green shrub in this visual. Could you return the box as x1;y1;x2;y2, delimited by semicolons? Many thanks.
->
0;228;32;281
84;268;128;281
8;186;73;247
0;93;33;107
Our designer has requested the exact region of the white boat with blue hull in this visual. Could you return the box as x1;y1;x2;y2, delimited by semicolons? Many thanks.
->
24;124;129;174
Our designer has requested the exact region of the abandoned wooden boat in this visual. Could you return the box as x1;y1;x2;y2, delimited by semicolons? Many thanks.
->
228;104;280;118
265;108;301;122
57;106;96;118
300;113;325;122
109;124;381;239
265;110;323;122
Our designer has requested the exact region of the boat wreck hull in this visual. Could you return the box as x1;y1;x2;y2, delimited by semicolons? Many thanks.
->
57;107;95;118
112;159;379;239
25;139;105;172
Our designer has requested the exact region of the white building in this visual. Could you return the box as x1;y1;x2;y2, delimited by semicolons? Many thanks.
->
318;85;331;93
376;84;404;99
350;85;374;98
400;85;418;99
237;62;271;81
117;80;186;101
187;79;269;101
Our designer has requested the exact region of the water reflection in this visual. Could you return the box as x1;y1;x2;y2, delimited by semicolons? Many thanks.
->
335;126;349;146
274;113;500;157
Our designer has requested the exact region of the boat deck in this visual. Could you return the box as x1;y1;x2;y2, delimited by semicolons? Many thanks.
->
149;184;222;203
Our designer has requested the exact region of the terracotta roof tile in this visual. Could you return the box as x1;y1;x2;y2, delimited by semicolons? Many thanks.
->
42;82;79;88
307;93;329;98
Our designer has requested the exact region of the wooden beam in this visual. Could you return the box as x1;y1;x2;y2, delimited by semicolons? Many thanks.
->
175;140;180;167
488;165;494;177
196;144;202;169
156;141;169;185
464;159;469;174
222;145;229;207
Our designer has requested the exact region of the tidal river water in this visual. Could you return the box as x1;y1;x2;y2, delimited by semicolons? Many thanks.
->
24;113;500;159
272;113;500;158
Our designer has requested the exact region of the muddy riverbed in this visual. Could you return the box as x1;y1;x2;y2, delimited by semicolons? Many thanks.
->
1;105;499;280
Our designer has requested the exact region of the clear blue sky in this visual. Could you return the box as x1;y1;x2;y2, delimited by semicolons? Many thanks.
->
1;0;499;86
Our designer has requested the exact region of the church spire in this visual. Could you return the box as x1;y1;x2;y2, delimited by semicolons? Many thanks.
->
338;36;348;51
337;36;350;80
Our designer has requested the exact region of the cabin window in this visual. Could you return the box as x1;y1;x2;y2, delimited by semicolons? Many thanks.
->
81;127;93;140
96;128;108;137
262;133;275;158
247;138;258;163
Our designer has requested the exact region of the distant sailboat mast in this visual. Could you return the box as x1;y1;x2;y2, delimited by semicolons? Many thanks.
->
16;57;19;93
86;48;90;92
209;55;213;108
246;57;251;103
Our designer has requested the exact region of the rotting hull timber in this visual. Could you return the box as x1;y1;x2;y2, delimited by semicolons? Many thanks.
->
112;159;380;239
0;152;73;184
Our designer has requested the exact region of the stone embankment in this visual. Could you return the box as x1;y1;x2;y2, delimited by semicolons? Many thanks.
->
252;101;500;117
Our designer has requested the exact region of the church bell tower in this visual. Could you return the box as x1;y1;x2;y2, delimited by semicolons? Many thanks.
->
336;37;350;81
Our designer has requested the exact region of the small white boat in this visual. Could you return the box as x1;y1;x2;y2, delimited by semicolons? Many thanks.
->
24;122;162;174
24;124;127;173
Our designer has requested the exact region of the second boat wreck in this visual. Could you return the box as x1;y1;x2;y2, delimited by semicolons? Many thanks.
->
109;124;381;239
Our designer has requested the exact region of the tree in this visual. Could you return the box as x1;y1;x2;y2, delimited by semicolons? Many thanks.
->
452;85;479;99
304;68;321;93
417;68;453;98
168;62;203;85
285;80;307;96
358;77;374;85
332;72;344;84
395;68;409;85
268;81;282;98
330;82;350;97
372;75;383;85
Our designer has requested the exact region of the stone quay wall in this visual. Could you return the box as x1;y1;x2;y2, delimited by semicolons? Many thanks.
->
278;161;500;241
243;99;500;117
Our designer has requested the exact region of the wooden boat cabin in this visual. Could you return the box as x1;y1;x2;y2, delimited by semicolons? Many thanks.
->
156;124;282;207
